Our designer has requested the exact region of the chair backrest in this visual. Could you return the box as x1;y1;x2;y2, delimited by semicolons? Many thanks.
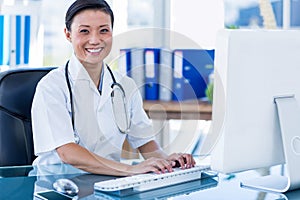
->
0;67;55;166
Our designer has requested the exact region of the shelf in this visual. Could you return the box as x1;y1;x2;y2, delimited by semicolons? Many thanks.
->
143;100;212;120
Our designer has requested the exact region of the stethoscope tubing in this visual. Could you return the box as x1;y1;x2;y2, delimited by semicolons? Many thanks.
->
64;61;130;141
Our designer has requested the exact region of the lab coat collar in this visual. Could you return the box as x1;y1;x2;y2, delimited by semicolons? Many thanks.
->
67;54;113;97
67;54;113;108
68;54;93;81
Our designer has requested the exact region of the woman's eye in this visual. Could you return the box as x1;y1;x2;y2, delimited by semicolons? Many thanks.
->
100;29;109;33
80;29;89;33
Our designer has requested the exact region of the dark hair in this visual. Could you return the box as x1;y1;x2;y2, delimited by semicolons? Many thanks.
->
65;0;114;31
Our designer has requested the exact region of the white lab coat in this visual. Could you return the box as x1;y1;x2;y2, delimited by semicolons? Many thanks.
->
32;54;154;165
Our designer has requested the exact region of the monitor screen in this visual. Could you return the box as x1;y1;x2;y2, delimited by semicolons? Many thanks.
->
207;29;300;192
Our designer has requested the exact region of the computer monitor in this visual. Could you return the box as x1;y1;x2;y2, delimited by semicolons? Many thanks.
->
208;29;300;192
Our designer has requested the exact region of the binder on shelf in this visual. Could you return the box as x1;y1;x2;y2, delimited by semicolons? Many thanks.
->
119;48;131;76
11;15;25;66
0;15;10;66
159;48;173;101
3;15;31;67
24;15;31;64
15;15;22;65
172;49;215;101
130;48;145;99
144;48;160;100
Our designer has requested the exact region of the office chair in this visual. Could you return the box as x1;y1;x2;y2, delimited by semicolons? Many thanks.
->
0;67;56;166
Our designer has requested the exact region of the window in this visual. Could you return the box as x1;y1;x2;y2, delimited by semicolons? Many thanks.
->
224;0;300;28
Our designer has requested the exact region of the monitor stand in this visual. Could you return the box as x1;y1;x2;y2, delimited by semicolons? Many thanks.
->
241;95;300;193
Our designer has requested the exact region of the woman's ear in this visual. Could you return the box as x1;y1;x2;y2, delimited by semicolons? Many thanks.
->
64;28;72;42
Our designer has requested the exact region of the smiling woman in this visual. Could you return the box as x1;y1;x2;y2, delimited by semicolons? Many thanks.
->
31;0;196;177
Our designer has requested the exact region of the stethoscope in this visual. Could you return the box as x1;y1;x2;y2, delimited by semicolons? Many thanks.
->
65;61;131;144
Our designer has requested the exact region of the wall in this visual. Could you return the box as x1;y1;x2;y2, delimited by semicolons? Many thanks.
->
170;0;224;49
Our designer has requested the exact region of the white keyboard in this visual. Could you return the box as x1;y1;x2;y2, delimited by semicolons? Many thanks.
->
94;165;210;192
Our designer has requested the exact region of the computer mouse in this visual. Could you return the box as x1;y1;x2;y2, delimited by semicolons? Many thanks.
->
53;178;79;196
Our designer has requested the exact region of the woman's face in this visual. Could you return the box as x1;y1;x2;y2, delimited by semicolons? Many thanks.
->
64;9;113;68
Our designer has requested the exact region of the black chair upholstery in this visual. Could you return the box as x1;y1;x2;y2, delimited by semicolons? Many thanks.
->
0;67;55;166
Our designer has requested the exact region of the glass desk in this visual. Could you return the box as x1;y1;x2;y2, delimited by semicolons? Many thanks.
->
0;163;299;200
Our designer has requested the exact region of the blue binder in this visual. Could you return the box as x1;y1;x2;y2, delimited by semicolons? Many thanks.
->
172;49;214;101
24;15;31;64
119;48;131;76
16;15;22;65
144;48;160;100
0;15;10;66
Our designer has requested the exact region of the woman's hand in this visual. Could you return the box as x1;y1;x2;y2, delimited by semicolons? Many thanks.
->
137;141;196;174
167;153;196;169
129;157;174;175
